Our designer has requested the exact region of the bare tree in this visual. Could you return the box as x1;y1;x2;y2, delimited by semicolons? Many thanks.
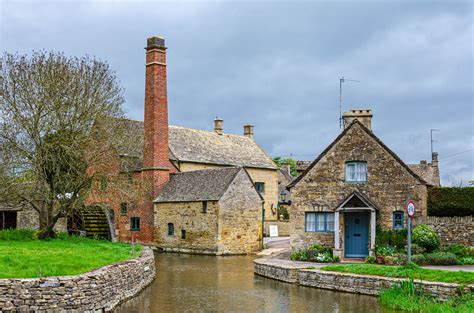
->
0;51;129;238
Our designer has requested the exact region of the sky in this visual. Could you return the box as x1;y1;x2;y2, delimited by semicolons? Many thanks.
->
1;0;473;186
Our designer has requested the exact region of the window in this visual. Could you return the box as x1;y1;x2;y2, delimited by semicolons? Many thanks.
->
127;172;133;185
168;223;174;236
130;217;140;231
305;212;335;232
121;202;128;215
181;229;186;240
255;182;265;194
345;161;368;183
101;176;107;191
202;201;208;213
393;211;404;229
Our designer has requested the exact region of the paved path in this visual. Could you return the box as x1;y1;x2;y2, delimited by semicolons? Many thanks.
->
422;265;474;272
259;237;290;259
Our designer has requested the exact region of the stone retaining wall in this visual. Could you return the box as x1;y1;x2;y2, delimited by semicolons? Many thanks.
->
254;259;473;300
413;216;474;247
0;247;155;312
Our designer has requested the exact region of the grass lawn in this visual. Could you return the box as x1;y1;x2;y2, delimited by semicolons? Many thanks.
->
320;264;474;284
0;230;141;279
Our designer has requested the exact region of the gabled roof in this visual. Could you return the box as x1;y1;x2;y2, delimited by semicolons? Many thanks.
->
168;126;276;169
112;119;277;171
335;190;380;211
154;167;262;203
288;120;429;189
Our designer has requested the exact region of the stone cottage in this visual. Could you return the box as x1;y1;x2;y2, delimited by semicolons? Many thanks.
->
84;35;278;246
154;167;263;254
288;109;440;258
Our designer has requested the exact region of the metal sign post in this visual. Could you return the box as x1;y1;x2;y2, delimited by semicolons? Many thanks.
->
406;200;416;264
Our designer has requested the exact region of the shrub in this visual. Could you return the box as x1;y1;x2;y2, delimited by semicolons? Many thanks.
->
423;252;458;265
0;229;36;240
407;243;426;255
291;244;338;263
411;254;426;265
376;245;397;256
428;187;474;216
458;256;474;265
375;227;407;250
442;244;473;258
365;256;376;264
412;225;440;252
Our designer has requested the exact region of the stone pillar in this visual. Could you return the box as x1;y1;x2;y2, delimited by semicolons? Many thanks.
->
370;209;376;256
333;211;342;258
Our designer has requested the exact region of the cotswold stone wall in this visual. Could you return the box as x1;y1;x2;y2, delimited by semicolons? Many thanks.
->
264;221;290;237
254;259;473;301
413;216;474;247
218;169;263;254
17;206;67;232
154;201;219;253
0;247;155;312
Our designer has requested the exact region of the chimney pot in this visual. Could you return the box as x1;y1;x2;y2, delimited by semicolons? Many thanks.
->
342;108;373;130
243;124;254;139
214;118;223;135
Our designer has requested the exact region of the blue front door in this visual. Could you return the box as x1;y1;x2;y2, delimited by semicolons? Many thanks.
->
344;213;369;258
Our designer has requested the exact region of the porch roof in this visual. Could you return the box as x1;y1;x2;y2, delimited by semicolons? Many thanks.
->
335;190;380;211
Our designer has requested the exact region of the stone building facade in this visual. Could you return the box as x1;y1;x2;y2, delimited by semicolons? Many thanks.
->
154;167;263;254
288;109;438;258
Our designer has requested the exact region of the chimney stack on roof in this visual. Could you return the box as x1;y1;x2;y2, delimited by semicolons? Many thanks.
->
342;109;373;130
281;162;291;175
214;118;223;135
243;124;254;139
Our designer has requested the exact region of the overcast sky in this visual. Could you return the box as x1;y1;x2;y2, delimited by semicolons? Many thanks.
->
1;0;472;186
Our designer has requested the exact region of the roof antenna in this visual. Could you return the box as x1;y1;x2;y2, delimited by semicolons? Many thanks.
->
339;76;360;129
430;129;440;155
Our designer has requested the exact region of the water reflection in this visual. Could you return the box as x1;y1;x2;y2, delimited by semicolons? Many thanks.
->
115;253;390;313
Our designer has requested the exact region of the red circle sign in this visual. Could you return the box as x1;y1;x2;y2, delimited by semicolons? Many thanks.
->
406;200;416;218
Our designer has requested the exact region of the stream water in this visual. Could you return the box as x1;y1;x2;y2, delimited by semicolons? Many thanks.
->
115;253;390;313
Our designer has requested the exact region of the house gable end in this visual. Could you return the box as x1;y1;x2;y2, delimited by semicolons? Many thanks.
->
288;120;428;189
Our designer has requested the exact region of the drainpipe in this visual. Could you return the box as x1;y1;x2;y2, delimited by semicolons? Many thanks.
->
261;200;265;249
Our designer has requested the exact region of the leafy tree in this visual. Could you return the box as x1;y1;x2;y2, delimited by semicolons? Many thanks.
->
0;51;128;238
273;156;297;177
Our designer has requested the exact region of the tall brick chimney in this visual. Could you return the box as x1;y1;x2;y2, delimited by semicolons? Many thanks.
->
143;36;171;194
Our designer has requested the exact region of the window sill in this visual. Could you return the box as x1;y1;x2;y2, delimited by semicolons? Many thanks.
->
130;229;140;231
305;230;335;233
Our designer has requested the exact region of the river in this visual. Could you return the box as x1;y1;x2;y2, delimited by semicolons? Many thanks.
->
115;253;390;312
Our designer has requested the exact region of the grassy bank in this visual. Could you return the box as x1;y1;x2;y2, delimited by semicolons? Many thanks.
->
380;280;473;313
320;264;474;284
0;229;141;279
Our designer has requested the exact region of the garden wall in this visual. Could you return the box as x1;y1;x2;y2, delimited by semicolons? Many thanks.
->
413;216;474;247
0;247;155;311
254;259;473;301
264;220;290;237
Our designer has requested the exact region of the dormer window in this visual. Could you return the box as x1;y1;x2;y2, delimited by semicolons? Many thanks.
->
345;161;368;183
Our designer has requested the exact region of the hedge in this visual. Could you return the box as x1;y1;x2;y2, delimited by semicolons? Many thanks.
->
428;187;474;216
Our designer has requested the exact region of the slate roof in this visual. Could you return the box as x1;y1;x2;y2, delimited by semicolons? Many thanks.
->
154;167;245;203
408;163;440;186
288;120;429;189
112;119;277;171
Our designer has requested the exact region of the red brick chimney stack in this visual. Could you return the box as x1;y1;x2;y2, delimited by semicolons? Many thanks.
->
143;36;171;194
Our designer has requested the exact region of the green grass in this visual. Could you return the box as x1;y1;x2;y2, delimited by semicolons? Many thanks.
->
320;264;474;284
0;230;141;278
380;284;473;313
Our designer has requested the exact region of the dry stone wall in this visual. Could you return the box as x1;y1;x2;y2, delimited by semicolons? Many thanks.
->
413;216;474;247
254;259;473;301
0;247;155;312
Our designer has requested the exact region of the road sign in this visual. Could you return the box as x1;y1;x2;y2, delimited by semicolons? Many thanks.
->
406;200;416;218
